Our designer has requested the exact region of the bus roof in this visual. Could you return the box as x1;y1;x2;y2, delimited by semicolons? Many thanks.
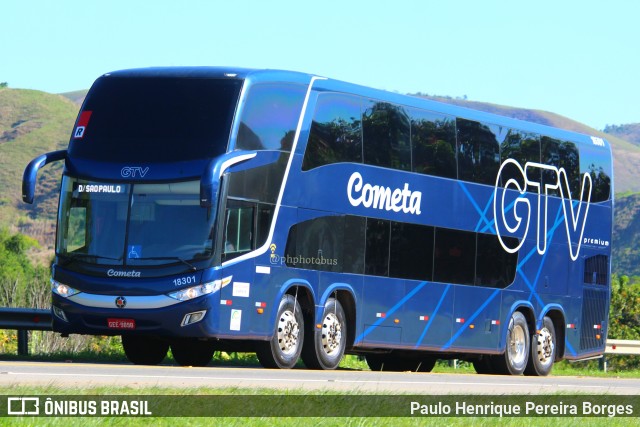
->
100;67;606;148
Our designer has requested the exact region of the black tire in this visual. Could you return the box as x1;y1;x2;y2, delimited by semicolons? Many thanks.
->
171;339;216;367
302;298;347;370
525;316;556;376
493;311;530;375
366;354;436;372
256;294;304;369
122;335;169;365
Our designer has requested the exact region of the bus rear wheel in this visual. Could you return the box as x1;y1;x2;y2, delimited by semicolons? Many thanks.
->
302;298;346;370
256;294;304;369
493;311;530;375
122;335;169;365
525;316;556;376
171;339;216;367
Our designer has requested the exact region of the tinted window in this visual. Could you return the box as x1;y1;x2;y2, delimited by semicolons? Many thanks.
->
302;93;362;170
285;216;344;272
226;158;287;204
541;137;581;197
343;215;366;274
500;130;540;187
410;109;457;178
69;77;242;162
222;199;275;263
236;83;307;151
433;228;475;285
363;102;411;170
476;233;517;288
457;119;503;185
365;218;390;276
390;222;434;281
580;145;611;203
283;215;518;288
223;200;255;256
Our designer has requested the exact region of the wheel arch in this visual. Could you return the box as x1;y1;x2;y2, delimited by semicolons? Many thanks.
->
268;279;316;339
319;283;357;351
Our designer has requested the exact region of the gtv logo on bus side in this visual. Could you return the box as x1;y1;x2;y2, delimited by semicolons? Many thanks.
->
493;159;593;261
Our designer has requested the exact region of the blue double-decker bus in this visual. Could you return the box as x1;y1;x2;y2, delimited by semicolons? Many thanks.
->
23;67;612;375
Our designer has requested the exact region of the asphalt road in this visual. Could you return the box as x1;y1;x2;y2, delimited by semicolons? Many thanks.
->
0;361;639;394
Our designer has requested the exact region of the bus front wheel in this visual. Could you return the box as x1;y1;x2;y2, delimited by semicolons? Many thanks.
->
302;297;346;370
256;294;304;369
122;335;169;365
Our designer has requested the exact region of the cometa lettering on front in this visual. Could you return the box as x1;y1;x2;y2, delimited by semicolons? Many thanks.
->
107;269;141;278
347;172;422;215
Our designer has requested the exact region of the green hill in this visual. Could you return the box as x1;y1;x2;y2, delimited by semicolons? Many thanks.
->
0;87;79;253
604;123;640;146
612;192;640;276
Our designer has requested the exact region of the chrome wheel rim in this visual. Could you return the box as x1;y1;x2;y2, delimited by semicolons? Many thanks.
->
321;312;342;355
277;310;299;356
535;328;554;366
508;324;527;366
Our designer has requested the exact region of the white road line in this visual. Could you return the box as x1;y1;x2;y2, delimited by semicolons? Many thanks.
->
3;372;618;390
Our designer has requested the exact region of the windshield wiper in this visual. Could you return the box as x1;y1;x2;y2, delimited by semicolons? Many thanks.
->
133;257;197;271
60;253;123;266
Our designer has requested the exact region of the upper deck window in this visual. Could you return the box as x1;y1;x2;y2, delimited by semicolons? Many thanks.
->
302;92;362;170
69;77;242;162
235;83;307;151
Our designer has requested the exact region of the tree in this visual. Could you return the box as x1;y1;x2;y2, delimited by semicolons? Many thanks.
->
607;274;640;370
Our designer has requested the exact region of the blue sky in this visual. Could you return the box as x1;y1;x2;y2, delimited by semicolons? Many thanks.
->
1;0;637;130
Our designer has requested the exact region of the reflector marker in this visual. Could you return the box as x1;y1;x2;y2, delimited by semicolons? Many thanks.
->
456;318;465;323
419;315;429;321
220;299;232;305
567;323;576;329
593;324;602;329
491;320;500;325
255;302;267;308
376;312;386;318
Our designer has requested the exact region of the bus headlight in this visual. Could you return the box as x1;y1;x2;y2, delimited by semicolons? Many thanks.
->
167;276;232;302
51;278;80;298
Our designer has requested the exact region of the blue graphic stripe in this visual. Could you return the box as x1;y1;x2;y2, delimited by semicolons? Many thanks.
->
355;281;428;343
441;288;500;350
527;205;565;302
477;192;496;233
458;182;487;230
514;204;564;307
565;340;577;357
414;285;451;349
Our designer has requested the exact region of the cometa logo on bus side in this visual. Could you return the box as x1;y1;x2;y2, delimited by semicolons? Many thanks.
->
347;171;422;215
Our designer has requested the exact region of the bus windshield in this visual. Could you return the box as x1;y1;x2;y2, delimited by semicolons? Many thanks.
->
56;176;215;267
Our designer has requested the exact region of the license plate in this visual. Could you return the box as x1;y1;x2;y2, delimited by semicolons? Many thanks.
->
107;318;136;329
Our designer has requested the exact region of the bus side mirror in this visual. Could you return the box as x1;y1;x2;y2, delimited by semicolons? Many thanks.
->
200;152;257;208
22;150;67;204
